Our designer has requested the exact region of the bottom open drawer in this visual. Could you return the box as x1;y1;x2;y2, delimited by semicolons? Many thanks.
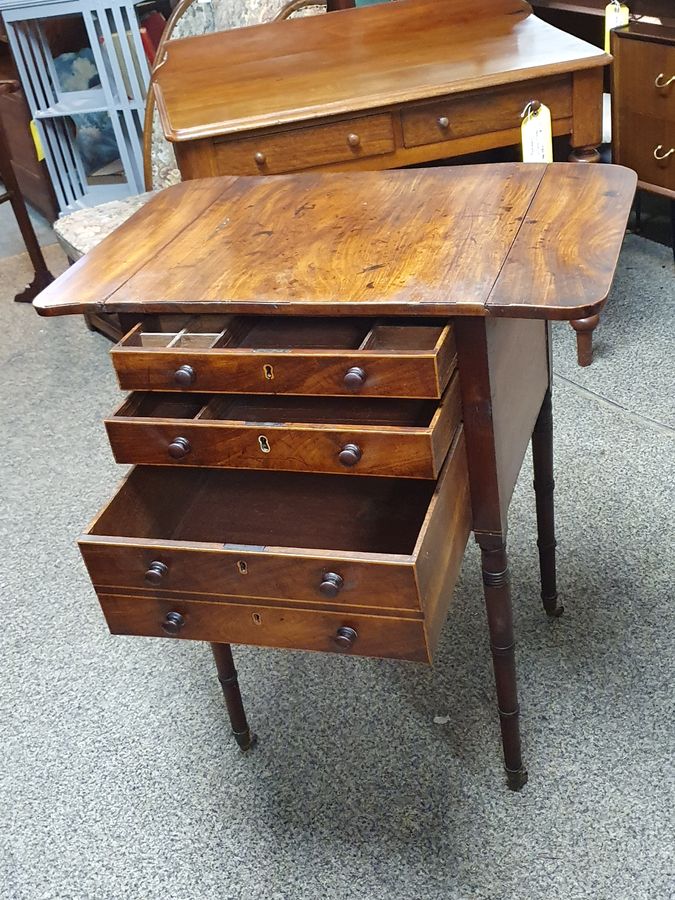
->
80;428;471;662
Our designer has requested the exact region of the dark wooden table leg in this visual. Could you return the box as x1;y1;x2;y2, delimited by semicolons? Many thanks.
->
477;537;528;791
570;313;600;367
532;388;564;618
0;83;54;303
211;642;257;751
568;139;601;365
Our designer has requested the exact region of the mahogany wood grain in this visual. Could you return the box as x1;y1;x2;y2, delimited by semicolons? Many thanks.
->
104;371;462;479
34;165;636;323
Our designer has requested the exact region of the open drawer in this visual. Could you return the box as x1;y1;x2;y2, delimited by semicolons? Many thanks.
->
110;315;456;399
104;371;462;479
80;428;471;659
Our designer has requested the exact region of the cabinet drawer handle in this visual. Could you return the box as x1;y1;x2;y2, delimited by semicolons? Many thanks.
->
254;151;266;166
654;73;675;88
343;366;367;390
338;443;362;467
145;561;168;585
320;572;344;598
168;436;191;459
161;611;185;635
347;132;361;148
437;116;450;129
333;625;358;650
653;145;675;161
174;364;195;387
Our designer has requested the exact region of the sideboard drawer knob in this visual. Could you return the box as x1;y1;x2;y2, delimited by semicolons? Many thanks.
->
347;132;361;148
173;364;195;387
334;625;358;650
320;572;344;598
168;436;191;459
338;443;362;467
145;561;168;585
161;611;185;635
254;151;266;166
343;366;367;390
437;115;450;129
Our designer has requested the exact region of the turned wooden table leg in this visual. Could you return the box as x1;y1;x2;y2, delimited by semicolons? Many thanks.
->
532;388;563;618
478;539;528;791
211;642;257;751
568;144;601;164
570;313;600;367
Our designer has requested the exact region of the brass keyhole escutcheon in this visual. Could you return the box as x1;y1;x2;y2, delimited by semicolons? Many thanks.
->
258;435;271;454
263;364;274;380
252;612;262;625
237;560;248;575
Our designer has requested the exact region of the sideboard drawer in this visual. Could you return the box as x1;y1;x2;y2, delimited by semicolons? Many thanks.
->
98;594;431;662
80;427;470;620
400;77;572;149
111;315;456;399
613;35;675;123
104;371;461;479
615;111;675;190
213;114;395;175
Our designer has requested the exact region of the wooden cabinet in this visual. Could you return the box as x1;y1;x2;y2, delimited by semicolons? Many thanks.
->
612;24;675;199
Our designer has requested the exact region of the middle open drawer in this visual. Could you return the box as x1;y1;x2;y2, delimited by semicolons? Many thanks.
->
105;370;461;479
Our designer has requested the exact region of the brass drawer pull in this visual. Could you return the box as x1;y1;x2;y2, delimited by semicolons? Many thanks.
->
168;436;191;459
653;145;675;161
333;625;358;650
254;151;266;166
347;132;361;148
437;116;450;129
145;560;168;585
654;73;675;89
161;611;185;635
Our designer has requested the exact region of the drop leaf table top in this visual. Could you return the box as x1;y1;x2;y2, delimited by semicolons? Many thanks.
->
34;162;636;322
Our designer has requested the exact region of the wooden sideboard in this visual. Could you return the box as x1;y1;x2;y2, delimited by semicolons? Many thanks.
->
34;162;636;790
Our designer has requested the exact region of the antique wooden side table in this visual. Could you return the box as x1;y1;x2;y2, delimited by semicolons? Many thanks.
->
34;162;636;789
152;0;612;366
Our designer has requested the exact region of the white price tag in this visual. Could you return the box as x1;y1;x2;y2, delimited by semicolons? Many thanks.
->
605;2;630;52
521;102;553;164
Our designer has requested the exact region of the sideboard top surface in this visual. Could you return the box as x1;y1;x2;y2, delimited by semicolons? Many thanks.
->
152;0;610;142
34;163;637;321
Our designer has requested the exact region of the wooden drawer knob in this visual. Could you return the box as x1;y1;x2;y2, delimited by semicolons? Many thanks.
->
320;572;344;598
161;611;185;635
338;443;361;467
254;151;266;166
437;116;450;129
343;366;367;390
145;560;168;585
347;132;361;148
174;364;195;387
334;625;358;650
168;436;191;459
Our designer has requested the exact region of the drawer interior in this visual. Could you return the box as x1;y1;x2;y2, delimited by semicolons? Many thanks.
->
118;315;447;354
89;466;436;555
115;392;439;428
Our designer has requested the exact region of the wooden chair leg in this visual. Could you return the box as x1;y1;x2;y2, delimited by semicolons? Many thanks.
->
211;642;257;751
478;539;528;791
532;388;563;618
570;313;600;367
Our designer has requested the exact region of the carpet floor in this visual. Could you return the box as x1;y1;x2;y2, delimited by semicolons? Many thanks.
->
1;235;673;900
